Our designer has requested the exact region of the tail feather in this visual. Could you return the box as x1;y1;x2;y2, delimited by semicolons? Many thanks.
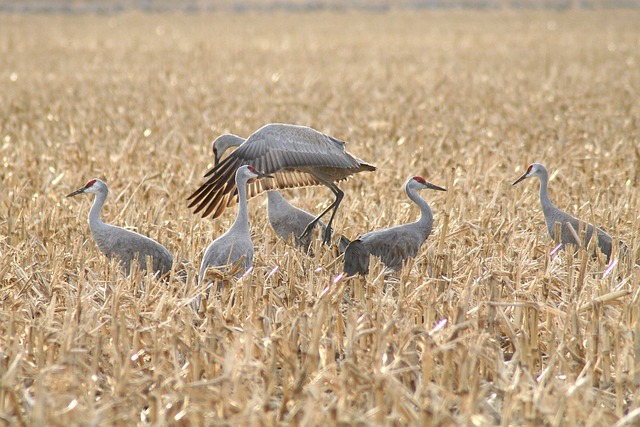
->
337;234;351;254
343;239;370;276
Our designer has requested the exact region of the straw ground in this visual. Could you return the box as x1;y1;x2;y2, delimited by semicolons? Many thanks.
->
1;10;639;425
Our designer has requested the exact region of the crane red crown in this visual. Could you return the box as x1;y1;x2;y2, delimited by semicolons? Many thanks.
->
85;179;97;188
412;176;427;184
247;165;257;173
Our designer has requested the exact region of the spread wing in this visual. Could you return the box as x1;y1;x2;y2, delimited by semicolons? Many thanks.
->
187;123;371;218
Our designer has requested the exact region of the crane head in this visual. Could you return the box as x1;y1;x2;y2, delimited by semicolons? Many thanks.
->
410;176;446;192
512;162;547;186
245;165;274;180
66;178;107;198
212;134;246;167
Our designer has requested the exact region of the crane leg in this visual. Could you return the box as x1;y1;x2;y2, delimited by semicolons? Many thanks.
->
299;204;334;244
299;184;343;246
321;188;343;245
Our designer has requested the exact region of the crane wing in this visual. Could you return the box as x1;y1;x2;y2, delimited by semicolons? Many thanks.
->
360;226;424;271
188;123;374;219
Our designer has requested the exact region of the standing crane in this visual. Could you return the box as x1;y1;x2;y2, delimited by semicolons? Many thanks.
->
66;178;174;277
512;162;619;261
209;132;350;253
343;176;446;276
198;165;273;288
188;123;376;244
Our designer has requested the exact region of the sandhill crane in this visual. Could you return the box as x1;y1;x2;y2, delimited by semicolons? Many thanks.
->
198;165;273;288
343;176;446;276
66;178;174;277
210;132;350;253
512;162;619;261
188;123;376;244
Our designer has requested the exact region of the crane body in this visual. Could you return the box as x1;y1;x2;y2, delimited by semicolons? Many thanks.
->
344;176;446;276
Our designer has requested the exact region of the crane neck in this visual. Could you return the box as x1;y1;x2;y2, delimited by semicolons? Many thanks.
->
536;169;556;213
88;189;108;231
230;176;250;234
406;185;433;229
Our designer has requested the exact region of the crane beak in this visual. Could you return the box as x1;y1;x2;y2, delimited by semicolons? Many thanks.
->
256;171;274;179
66;186;86;198
427;183;447;192
512;172;528;186
247;170;274;185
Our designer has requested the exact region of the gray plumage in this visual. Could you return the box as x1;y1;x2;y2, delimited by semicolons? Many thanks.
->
210;133;350;253
344;176;446;276
267;190;350;253
66;178;174;277
512;162;616;261
198;165;273;285
188;123;376;244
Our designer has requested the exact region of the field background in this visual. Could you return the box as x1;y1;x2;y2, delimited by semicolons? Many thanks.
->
1;7;640;426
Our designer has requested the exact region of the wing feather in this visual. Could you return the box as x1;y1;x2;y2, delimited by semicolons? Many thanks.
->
360;225;426;271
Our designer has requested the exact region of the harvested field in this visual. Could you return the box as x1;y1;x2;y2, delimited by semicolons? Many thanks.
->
1;9;639;426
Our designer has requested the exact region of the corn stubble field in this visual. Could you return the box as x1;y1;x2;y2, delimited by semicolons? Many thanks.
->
1;9;640;426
